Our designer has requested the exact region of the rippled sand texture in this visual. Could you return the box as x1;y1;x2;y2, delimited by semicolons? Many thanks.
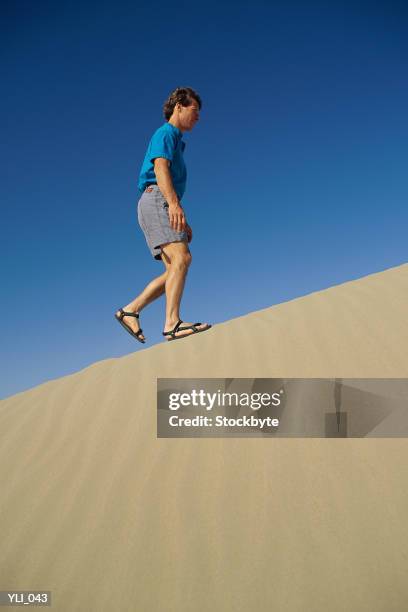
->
1;263;408;611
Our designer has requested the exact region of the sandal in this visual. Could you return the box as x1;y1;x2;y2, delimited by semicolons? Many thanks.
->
114;309;145;343
162;319;211;341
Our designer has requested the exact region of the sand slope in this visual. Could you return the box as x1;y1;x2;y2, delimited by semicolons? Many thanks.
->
1;263;408;611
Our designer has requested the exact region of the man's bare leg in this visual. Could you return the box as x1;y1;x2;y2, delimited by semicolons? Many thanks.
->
161;242;209;339
116;265;169;341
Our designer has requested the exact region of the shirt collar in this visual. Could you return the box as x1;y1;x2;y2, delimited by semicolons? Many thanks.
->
166;122;183;139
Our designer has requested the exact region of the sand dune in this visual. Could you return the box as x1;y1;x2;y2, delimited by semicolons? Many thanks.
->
1;263;408;611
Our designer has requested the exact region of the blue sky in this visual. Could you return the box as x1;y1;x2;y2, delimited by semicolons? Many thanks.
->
1;0;407;399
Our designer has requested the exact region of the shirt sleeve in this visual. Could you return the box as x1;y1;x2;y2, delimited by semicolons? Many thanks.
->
149;129;178;164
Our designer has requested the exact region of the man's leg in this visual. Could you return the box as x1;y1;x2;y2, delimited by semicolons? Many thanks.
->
116;263;169;340
161;242;209;338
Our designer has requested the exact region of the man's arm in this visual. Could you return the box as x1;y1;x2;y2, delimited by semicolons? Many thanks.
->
154;158;186;232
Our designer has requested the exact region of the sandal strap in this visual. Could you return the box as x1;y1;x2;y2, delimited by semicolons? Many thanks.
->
162;319;183;337
118;308;140;320
177;322;201;332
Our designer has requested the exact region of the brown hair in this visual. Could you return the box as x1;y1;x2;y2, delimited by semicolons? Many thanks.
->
163;87;202;121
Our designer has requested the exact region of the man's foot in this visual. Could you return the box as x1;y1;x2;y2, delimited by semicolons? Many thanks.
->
115;309;146;342
163;319;211;341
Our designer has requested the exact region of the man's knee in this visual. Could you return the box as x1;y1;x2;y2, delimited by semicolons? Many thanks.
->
184;251;192;266
173;250;192;269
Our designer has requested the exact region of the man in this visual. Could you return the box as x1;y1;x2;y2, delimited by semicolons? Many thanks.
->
115;87;211;342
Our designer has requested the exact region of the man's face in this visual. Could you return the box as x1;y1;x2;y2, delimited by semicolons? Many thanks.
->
177;100;200;131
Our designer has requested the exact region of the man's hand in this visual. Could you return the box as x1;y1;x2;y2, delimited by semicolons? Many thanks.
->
168;204;186;232
186;223;193;243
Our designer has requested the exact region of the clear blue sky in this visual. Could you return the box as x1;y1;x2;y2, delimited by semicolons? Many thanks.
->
1;0;407;399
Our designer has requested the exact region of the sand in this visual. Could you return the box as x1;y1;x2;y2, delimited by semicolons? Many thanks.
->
1;263;407;611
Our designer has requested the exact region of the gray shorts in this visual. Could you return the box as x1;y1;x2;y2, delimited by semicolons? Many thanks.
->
137;184;188;260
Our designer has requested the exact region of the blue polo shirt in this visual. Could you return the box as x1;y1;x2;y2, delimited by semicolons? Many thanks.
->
138;122;187;199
